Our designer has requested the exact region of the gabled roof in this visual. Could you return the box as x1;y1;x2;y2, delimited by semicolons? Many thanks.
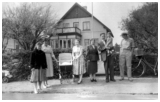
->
58;3;113;37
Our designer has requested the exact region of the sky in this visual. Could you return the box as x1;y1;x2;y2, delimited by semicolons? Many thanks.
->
2;2;144;45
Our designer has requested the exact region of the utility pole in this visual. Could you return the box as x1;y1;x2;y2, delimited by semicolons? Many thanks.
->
92;2;94;39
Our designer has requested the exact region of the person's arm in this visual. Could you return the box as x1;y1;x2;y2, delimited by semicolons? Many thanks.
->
72;46;75;60
86;46;90;61
50;47;58;62
98;42;103;51
76;46;83;59
120;39;123;53
95;46;100;60
131;38;135;54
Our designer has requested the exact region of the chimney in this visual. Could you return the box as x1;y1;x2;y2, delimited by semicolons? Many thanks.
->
83;6;87;10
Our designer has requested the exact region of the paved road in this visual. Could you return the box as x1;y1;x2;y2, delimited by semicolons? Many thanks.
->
2;76;158;100
2;93;158;100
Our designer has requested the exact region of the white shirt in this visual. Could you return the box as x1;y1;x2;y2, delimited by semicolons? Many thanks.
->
120;38;135;50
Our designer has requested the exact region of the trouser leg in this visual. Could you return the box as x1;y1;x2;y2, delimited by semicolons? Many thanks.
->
126;51;132;78
37;81;41;89
119;54;125;79
33;82;38;94
109;55;114;80
104;61;109;81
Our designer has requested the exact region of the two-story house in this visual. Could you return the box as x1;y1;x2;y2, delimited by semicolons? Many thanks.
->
50;3;113;50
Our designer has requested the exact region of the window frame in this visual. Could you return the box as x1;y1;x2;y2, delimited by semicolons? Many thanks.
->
83;21;90;31
73;22;79;28
63;23;70;28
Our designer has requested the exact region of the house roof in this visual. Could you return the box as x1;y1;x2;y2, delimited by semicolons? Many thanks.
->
57;3;113;37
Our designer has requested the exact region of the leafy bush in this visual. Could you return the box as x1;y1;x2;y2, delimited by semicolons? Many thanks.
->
2;54;12;65
3;51;32;81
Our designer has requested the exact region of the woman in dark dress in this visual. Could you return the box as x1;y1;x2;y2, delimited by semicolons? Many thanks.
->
86;39;99;82
30;42;47;94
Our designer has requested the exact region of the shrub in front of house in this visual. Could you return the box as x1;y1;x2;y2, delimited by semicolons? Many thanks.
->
2;51;32;81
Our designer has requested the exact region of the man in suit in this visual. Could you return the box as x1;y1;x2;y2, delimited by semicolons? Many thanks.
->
98;33;116;83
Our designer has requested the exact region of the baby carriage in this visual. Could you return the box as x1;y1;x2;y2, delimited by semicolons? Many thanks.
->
2;69;13;83
58;53;73;84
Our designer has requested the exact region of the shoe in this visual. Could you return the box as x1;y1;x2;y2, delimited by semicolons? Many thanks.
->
42;85;47;89
93;79;97;82
106;80;109;83
110;79;116;82
34;90;38;94
91;79;94;82
37;86;42;90
128;79;133;82
77;80;82;84
119;78;124;81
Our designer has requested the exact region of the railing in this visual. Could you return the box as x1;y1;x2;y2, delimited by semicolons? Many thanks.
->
56;27;81;34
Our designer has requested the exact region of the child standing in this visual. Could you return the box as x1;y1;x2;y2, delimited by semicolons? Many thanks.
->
30;42;47;94
105;32;114;56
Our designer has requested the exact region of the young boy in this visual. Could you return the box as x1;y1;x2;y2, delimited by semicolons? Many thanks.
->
105;32;114;56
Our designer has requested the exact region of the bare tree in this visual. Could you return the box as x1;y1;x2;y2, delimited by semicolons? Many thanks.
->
3;3;58;51
2;18;11;53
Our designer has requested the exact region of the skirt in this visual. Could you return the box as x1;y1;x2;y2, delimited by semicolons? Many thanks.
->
30;68;47;83
73;56;86;75
87;61;98;74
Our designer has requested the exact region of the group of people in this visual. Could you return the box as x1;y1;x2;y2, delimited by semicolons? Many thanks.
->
30;32;135;94
30;39;58;94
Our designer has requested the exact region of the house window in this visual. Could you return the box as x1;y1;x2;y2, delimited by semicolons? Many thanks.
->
83;21;90;31
60;40;63;48
67;39;72;48
63;40;67;48
50;39;59;49
55;39;59;48
50;40;54;48
63;23;70;28
50;39;74;49
73;22;79;28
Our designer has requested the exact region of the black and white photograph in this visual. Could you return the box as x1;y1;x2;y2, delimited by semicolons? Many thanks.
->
2;1;158;100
